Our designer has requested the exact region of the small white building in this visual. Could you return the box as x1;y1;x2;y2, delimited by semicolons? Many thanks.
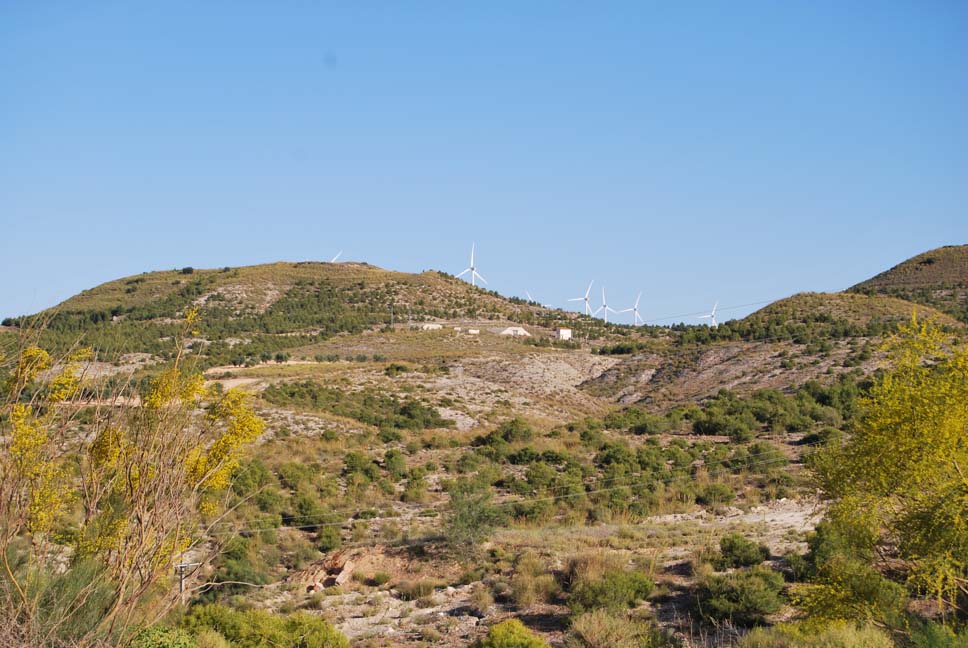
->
556;328;573;341
419;323;443;331
499;326;531;338
467;329;480;335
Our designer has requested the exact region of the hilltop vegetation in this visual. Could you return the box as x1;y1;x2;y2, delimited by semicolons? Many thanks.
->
850;244;968;322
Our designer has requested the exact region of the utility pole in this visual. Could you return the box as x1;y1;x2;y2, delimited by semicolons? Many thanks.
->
175;562;202;604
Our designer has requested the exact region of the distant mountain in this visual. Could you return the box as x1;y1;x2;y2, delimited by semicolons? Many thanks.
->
849;245;968;322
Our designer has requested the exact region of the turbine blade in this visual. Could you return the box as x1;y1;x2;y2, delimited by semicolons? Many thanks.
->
470;242;475;266
475;271;488;285
585;281;594;298
567;297;584;302
330;251;342;263
456;268;471;278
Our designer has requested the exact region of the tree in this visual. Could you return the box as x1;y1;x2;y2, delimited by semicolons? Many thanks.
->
812;316;968;617
0;310;264;646
444;478;505;549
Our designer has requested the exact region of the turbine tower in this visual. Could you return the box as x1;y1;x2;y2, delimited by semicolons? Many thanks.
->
455;242;487;287
567;281;595;316
594;287;620;324
698;300;719;328
620;292;645;326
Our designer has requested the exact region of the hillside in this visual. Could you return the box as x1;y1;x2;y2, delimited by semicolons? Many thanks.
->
2;261;608;366
849;244;968;321
4;250;967;647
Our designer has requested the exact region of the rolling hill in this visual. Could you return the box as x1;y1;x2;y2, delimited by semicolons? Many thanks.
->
849;244;968;322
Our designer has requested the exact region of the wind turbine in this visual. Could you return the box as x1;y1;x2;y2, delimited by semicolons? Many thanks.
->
698;300;719;328
568;281;595;316
594;287;620;323
620;292;645;326
330;251;342;263
455;242;487;287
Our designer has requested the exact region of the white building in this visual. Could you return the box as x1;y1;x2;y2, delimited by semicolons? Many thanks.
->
418;323;443;331
499;326;531;338
467;329;480;335
556;328;573;341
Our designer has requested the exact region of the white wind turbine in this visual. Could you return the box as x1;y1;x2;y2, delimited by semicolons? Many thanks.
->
455;242;487;287
567;281;595;316
620;292;646;326
594;287;620;323
330;250;342;263
698;300;719;328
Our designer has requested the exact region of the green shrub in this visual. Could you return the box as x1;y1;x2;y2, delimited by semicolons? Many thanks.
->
397;578;443;601
195;629;230;648
568;570;655;615
445;478;506;548
183;604;348;648
739;621;893;648
717;533;769;569
911;622;968;648
565;609;669;648
472;619;550;648
697;483;736;506
316;526;342;552
131;627;198;648
695;565;785;626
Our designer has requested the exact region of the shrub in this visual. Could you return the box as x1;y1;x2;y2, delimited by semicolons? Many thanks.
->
368;572;391;587
739;621;893;648
445;478;506;549
511;552;560;607
695;565;785;626
697;482;736;506
565;609;669;648
717;533;769;569
194;630;230;648
183;604;348;648
397;578;443;601
568;570;654;615
316;526;342;552
472;619;550;648
131;627;198;648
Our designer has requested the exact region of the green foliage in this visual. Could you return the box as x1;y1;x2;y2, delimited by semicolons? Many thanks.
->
565;609;671;648
315;526;342;552
568;570;655;615
472;619;550;648
445;478;506;549
717;533;770;569
739;621;893;648
911;622;968;648
183;604;349;648
263;381;453;430
131;627;199;648
397;578;443;601
695;565;785;626
697;482;736;506
812;319;968;613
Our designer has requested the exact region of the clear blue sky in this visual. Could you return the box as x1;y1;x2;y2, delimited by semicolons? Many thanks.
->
2;2;966;324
